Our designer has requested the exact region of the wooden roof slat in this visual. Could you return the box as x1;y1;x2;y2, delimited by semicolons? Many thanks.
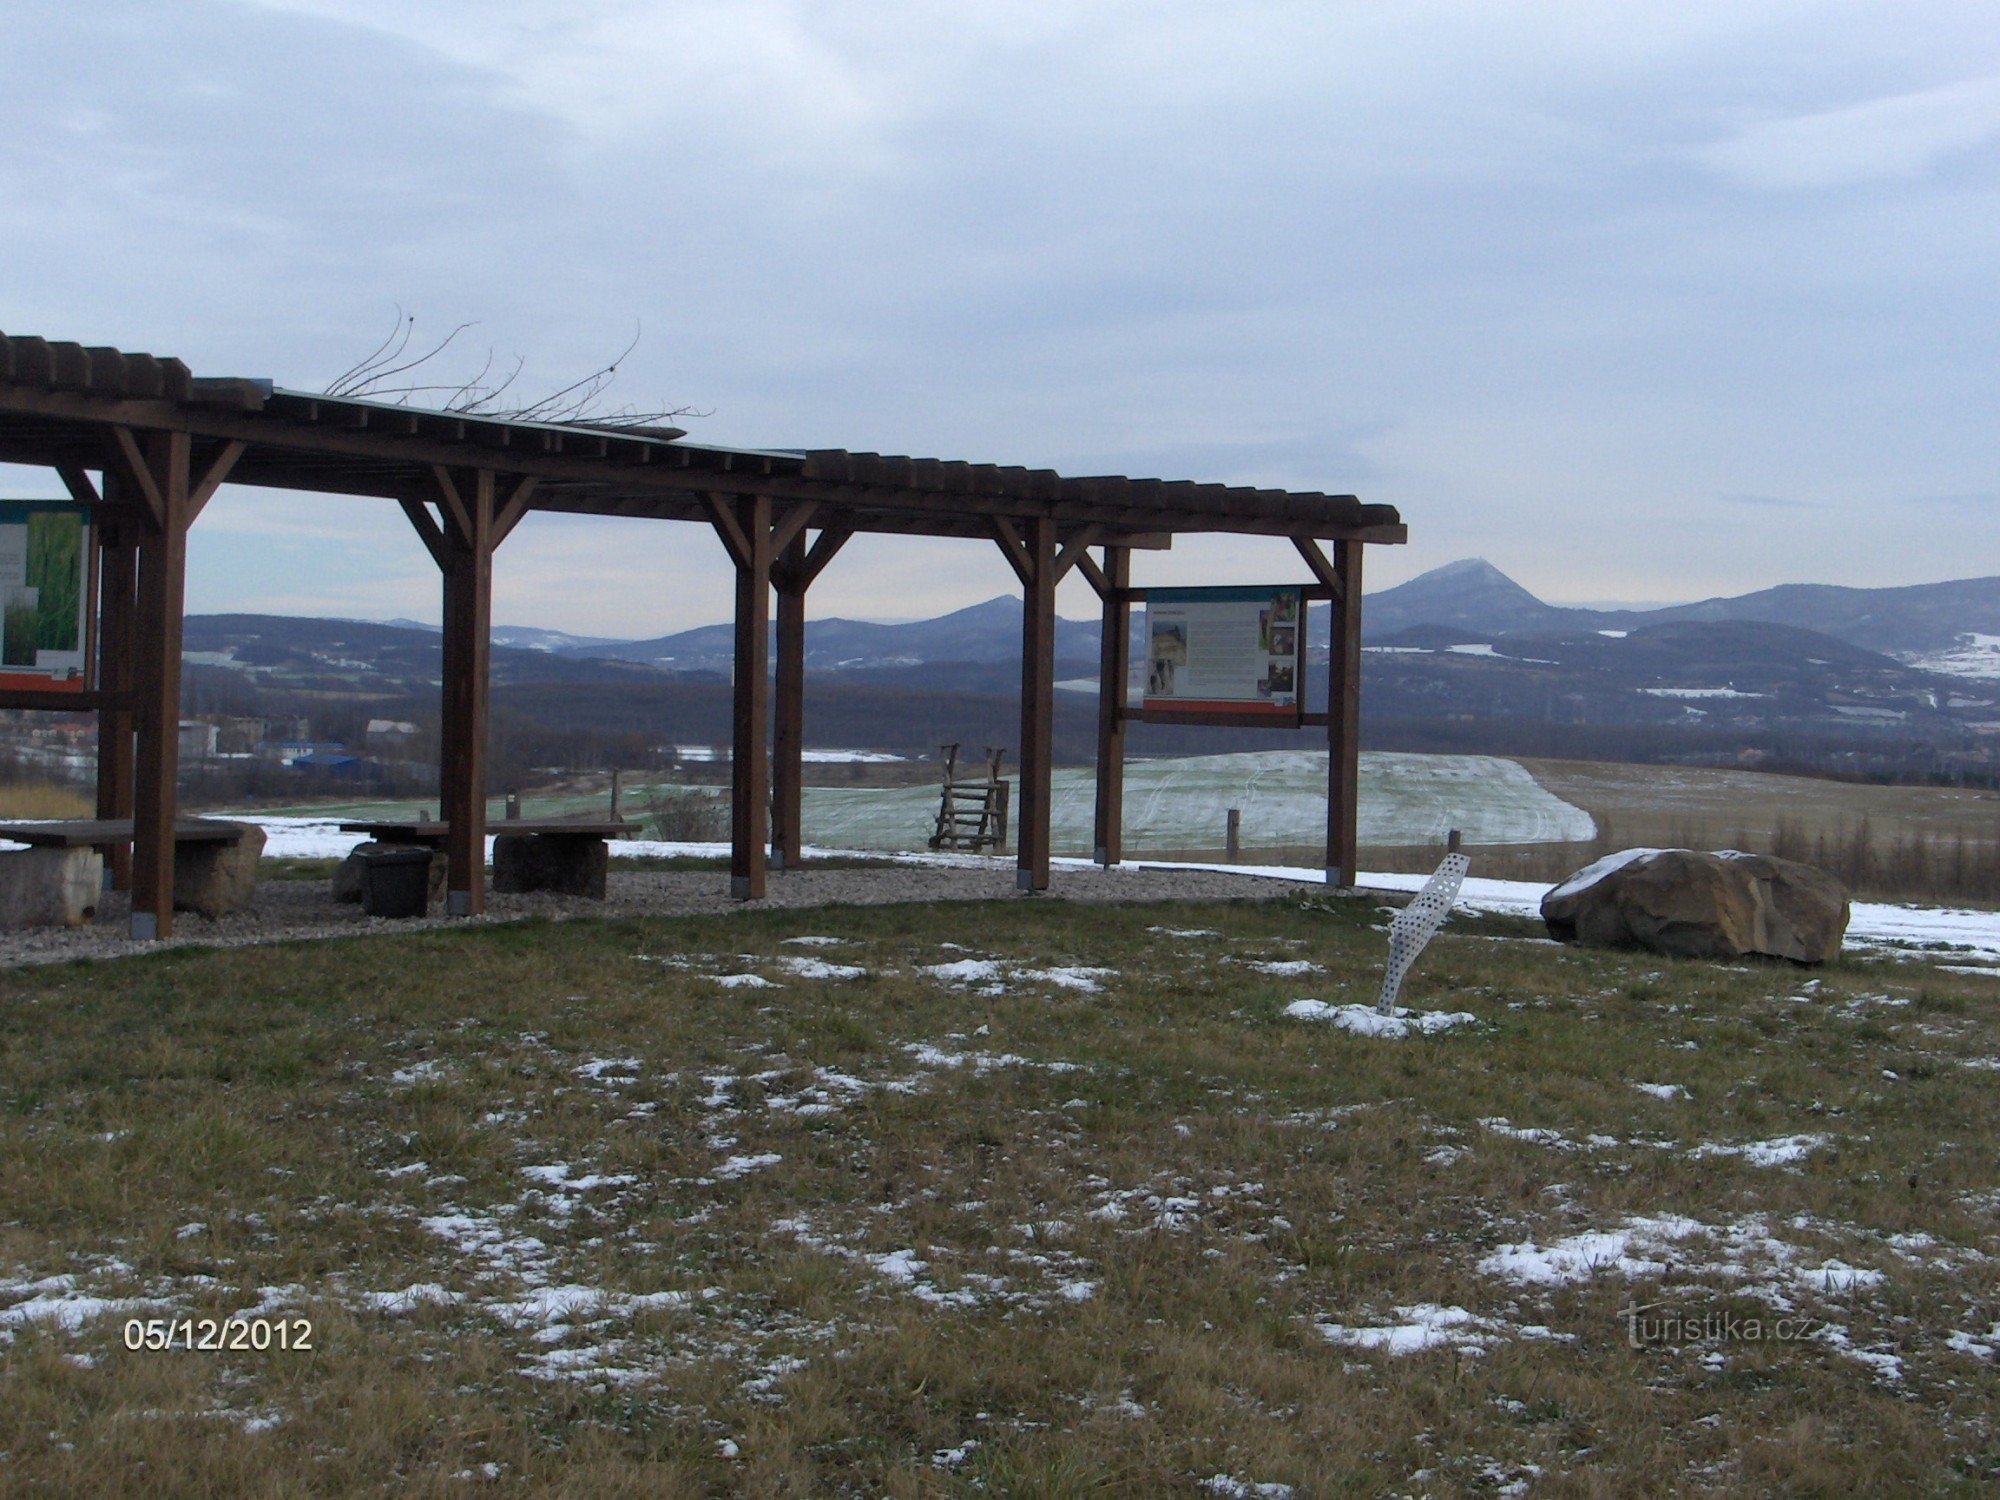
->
0;330;1403;545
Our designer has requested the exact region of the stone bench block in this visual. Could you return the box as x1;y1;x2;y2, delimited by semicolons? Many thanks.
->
174;822;267;919
493;833;608;898
0;846;103;928
333;842;447;907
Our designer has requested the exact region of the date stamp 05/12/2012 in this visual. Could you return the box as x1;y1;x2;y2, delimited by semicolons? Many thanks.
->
122;1317;313;1353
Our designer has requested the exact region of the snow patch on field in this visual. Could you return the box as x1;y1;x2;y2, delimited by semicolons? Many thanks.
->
1901;633;2000;680
1691;1134;1829;1167
1284;1000;1477;1037
1319;1303;1498;1354
790;750;1594;853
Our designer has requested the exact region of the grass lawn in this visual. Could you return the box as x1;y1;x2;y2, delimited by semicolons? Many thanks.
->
1;895;1997;1494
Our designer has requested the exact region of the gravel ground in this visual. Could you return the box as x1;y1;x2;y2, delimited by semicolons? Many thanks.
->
0;861;1329;969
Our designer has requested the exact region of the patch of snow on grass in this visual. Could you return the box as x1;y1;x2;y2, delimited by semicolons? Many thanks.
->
1318;1303;1495;1355
1017;966;1114;992
1201;1474;1296;1498
1247;959;1322;976
1284;1000;1476;1037
711;973;781;989
1633;1082;1689;1101
521;1164;638;1192
360;1283;463;1314
923;958;1004;984
713;1153;783;1180
0;1282;164;1334
1479;1216;1709;1286
1692;1134;1829;1167
776;955;868;981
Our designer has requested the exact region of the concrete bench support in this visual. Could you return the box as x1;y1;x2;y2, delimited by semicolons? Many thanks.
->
493;833;609;898
173;822;266;918
0;847;105;928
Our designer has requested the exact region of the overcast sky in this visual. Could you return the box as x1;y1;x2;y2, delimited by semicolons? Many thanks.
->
5;1;1998;635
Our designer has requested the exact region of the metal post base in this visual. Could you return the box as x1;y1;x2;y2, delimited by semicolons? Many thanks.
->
1016;868;1036;892
129;912;157;941
731;876;754;900
769;849;785;873
447;890;471;917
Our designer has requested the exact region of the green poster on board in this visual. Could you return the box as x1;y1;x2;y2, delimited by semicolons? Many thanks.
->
0;502;90;690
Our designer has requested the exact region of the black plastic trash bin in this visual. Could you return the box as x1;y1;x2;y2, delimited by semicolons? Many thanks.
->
359;846;432;918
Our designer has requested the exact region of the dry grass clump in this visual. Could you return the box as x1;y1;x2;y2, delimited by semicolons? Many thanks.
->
0;779;93;820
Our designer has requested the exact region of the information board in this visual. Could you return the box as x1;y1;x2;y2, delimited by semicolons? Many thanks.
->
0;502;91;693
1141;585;1304;724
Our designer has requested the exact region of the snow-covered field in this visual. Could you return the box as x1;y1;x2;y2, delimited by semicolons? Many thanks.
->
798;750;1595;854
1901;633;2000;681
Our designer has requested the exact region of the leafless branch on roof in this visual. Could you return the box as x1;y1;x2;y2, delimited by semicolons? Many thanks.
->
324;311;709;428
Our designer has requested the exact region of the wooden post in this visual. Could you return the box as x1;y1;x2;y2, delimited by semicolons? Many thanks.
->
1327;539;1364;887
94;495;138;890
771;529;806;873
1092;545;1130;867
438;470;494;916
727;494;772;900
1226;808;1242;861
1018;516;1057;892
402;469;532;916
127;430;191;940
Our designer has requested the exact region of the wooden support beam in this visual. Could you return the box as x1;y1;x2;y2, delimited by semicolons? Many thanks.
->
990;515;1033;588
492;475;538;548
185;440;245;525
436;468;495;916
1292;535;1343;598
793;526;850;589
771;500;820;557
429;464;472;546
128;429;191;938
729;494;773;900
772;529;807;874
1093;545;1132;867
1073;552;1109;599
398;497;448;569
107;426;165;530
95;497;138;891
55;462;102;507
708;493;752;570
1326;539;1364;887
1018;515;1057;892
1053;525;1104;581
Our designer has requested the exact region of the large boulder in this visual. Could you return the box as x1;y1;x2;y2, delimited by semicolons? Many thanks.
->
174;822;266;919
333;842;447;906
0;847;102;928
1541;848;1849;964
493;833;608;898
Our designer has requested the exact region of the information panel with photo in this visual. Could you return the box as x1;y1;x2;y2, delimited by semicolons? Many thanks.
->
1141;585;1305;724
0;502;90;693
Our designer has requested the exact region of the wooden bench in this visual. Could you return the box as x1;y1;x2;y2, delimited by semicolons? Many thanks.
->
337;818;638;899
0;818;265;924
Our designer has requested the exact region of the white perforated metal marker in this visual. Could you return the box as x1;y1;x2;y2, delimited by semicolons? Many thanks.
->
1378;852;1471;1014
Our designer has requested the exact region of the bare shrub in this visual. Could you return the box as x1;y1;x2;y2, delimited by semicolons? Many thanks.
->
639;785;726;841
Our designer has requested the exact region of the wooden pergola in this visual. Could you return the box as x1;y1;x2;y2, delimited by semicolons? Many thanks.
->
0;330;1406;938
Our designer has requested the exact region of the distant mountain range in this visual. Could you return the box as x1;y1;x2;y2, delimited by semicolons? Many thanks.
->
181;561;2000;778
363;558;2000;678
